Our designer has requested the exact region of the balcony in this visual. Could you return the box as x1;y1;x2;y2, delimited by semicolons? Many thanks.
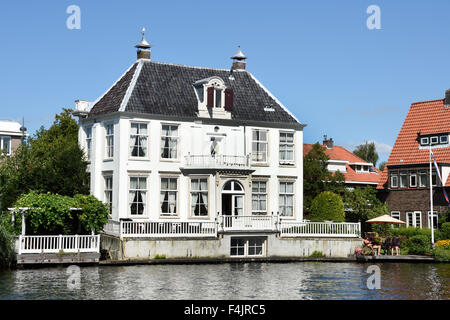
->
182;154;252;172
220;215;278;232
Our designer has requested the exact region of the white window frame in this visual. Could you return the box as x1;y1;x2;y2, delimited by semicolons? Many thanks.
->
440;135;448;144
85;127;92;161
105;123;114;159
391;211;401;228
406;211;422;228
230;237;266;257
129;176;148;216
279;181;295;218
279;132;295;164
160;124;179;160
420;137;429;146
419;171;427;187
130;122;149;158
252;181;267;215
160;177;178;217
230;238;246;257
0;136;11;156
391;174;398;188
400;173;408;188
190;177;209;218
431;136;439;145
410;173;417;188
427;211;438;229
104;175;113;216
252;129;268;164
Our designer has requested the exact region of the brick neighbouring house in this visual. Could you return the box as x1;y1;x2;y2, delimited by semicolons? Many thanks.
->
0;120;26;157
303;136;380;189
377;90;450;229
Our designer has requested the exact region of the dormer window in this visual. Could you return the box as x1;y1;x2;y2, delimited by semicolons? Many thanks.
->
194;77;233;119
420;137;429;146
430;136;439;145
440;135;448;144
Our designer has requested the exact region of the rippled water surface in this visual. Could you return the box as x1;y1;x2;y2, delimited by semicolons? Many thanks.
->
0;262;449;300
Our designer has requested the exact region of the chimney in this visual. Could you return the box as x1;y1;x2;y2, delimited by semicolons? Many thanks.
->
135;27;151;60
231;46;247;70
323;135;334;149
445;89;450;107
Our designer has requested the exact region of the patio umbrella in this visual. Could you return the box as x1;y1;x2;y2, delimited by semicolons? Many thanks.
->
366;214;406;225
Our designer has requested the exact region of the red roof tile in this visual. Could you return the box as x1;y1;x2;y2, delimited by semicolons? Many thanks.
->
304;143;380;185
377;98;450;189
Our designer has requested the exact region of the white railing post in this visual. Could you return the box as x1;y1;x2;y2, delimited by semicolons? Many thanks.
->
58;235;62;252
75;234;79;252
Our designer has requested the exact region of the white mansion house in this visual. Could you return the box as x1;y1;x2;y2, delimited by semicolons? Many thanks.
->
71;30;361;260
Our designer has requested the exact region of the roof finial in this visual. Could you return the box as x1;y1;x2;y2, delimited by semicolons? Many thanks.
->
231;46;247;70
136;27;151;49
135;27;151;60
231;45;247;61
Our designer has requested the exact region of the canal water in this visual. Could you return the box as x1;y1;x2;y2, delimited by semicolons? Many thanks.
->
0;262;448;300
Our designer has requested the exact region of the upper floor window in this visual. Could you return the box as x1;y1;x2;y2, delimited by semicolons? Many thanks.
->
420;134;449;147
252;130;268;163
161;125;179;159
130;123;148;158
419;171;427;187
0;136;11;156
279;132;294;164
85;127;92;161
105;124;114;159
410;172;417;188
390;173;398;188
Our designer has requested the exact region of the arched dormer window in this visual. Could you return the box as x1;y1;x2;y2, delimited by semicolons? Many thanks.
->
193;77;233;116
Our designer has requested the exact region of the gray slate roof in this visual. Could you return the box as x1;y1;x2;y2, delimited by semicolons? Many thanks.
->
89;60;301;125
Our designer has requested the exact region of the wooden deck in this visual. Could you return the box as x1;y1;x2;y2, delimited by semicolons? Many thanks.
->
356;254;435;262
16;252;100;266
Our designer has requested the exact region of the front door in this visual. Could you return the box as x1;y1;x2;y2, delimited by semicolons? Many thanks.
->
221;180;245;229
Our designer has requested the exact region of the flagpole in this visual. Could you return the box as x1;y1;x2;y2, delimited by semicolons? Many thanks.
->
429;145;435;247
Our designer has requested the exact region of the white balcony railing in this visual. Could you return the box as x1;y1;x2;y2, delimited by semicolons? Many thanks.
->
18;235;100;254
220;215;278;232
279;221;361;238
120;220;218;238
184;154;251;169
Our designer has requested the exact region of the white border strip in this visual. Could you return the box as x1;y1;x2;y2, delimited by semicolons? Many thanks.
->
246;71;302;125
88;62;139;113
119;60;144;112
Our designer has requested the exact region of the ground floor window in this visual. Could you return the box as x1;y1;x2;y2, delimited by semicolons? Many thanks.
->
406;211;421;228
428;211;438;229
129;176;147;215
390;211;401;228
230;237;266;257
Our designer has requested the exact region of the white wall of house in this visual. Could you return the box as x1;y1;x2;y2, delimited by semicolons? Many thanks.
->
79;115;303;223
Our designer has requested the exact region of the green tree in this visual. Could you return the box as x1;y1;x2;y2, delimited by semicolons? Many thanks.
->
12;191;109;235
343;186;389;234
303;143;346;213
353;141;379;166
0;109;89;212
378;161;386;171
310;191;345;222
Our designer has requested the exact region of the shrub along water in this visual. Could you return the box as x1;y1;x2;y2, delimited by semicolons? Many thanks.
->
0;221;14;269
309;191;345;222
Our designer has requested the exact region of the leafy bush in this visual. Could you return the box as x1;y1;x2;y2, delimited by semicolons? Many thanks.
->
12;191;109;235
406;235;431;255
440;222;450;240
432;247;450;262
309;192;345;222
309;250;326;258
0;221;15;269
391;227;444;242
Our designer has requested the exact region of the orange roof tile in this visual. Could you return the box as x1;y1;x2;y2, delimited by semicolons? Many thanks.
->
377;98;450;189
304;143;380;185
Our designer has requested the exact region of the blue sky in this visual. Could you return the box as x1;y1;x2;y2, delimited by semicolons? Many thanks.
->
1;0;450;165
